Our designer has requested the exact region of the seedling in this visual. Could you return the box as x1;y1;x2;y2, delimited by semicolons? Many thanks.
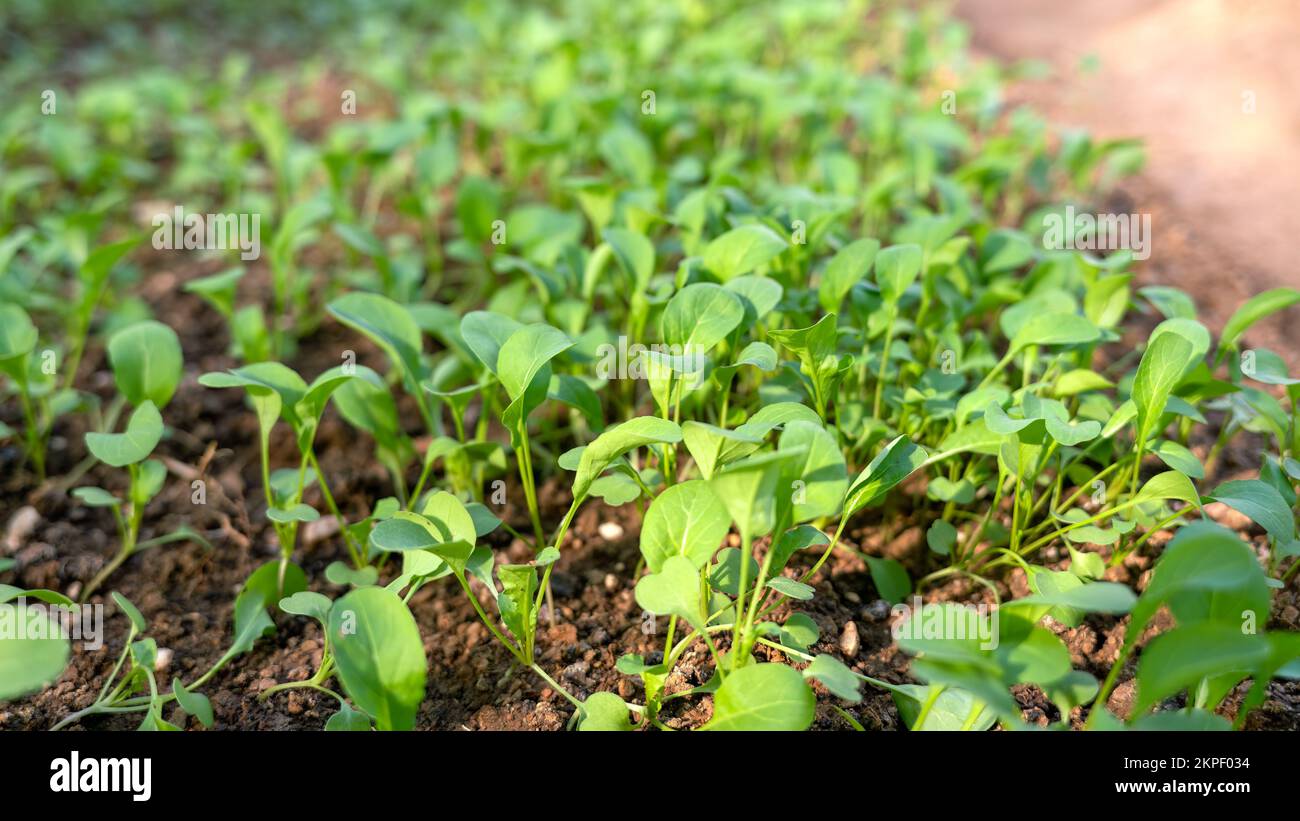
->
75;320;205;601
200;360;363;577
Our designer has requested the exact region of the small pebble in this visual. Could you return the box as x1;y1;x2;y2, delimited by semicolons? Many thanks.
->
839;621;860;658
302;515;341;545
864;599;891;622
154;647;173;672
603;573;619;592
597;521;624;540
3;506;40;554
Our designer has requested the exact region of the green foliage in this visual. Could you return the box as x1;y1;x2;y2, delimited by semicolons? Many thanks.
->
10;0;1300;734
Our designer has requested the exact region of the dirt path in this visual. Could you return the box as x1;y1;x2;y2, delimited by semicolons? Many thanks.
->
955;0;1300;357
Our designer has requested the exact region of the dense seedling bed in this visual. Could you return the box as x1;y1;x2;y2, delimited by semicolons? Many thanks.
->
2;0;1299;732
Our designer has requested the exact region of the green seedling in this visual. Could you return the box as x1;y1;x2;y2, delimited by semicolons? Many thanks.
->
200;360;362;576
75;320;203;601
53;563;306;729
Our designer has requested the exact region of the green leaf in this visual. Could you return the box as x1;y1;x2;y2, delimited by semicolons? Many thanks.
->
1135;470;1202;511
1010;312;1100;352
1243;348;1299;385
171;678;214;727
0;603;70;700
709;450;799;540
1218;287;1300;353
845;435;926;516
106;320;183;409
418;491;479;545
766;576;815;601
572;416;682;502
267;503;319;524
1068;546;1106;580
459;311;521;376
548;374;604;431
111;591;147;632
635;555;705;631
724;276;784;322
325;561;379;588
639;480;731;572
328;586;426;731
0;303;38;378
1054;369;1114;397
927;520;957;555
681;421;762;479
495;563;538;644
661;282;744;353
497;323;574;401
1149;317;1210;378
818;238;880;312
72;487;120;507
465;502;503;539
182;266;244;317
1009;581;1137;614
892;684;996;731
780;612;820;651
1134;622;1268;716
702;663;815;731
577;691;634;731
229;561;307;657
1206;479;1296;542
84;400;163;467
603;227;654;290
325;701;372;731
702;224;788;281
1132;331;1193;440
327;292;425;387
279;591;332;623
802;654;862;702
778;420;848;522
865;556;911;605
874;243;922;303
709;548;759;597
768;524;829;575
1128;523;1270;652
1151;440;1205;479
199;361;309;428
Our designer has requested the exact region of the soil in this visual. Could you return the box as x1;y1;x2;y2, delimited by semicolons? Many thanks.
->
4;2;1299;731
3;300;1295;731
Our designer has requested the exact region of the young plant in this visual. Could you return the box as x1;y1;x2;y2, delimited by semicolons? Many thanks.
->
52;562;306;729
266;585;425;731
199;360;363;577
75;320;198;601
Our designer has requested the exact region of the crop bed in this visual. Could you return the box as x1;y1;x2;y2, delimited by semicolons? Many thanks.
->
2;0;1299;732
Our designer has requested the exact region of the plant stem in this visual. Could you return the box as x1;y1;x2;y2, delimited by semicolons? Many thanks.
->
306;450;364;567
872;314;896;419
729;533;753;672
529;663;583;710
801;517;849;584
